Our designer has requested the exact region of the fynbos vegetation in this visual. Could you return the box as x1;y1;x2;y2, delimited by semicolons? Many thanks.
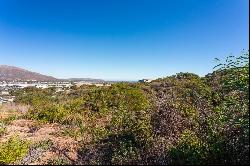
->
0;51;249;165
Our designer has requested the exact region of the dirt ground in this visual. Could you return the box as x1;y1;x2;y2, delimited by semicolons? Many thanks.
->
0;105;81;165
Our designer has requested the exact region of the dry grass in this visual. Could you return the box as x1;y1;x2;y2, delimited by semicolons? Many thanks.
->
0;103;30;113
0;103;29;121
0;106;81;165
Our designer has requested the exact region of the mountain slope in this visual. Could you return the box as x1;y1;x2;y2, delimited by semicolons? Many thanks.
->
0;65;57;81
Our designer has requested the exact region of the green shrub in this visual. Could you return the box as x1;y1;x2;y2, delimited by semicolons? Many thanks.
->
0;136;30;164
77;83;152;164
47;156;71;165
32;139;53;151
111;139;141;165
169;130;209;165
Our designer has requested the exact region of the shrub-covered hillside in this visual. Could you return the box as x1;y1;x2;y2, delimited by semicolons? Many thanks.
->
1;51;249;165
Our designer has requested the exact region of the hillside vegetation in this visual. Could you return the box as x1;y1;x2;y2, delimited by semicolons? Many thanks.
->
0;51;249;165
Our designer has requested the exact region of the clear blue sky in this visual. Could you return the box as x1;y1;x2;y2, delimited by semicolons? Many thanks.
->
0;0;249;81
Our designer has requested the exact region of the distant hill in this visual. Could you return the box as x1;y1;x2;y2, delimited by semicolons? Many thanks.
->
0;65;57;81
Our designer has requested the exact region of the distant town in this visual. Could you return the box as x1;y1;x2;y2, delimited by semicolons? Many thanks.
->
0;65;154;105
0;79;153;105
0;80;113;105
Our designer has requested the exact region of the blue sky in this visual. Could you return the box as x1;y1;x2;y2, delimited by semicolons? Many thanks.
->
0;0;249;81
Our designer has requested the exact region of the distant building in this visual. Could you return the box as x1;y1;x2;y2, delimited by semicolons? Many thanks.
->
55;87;64;92
1;91;9;95
35;84;48;89
75;81;93;87
0;96;15;104
138;79;152;83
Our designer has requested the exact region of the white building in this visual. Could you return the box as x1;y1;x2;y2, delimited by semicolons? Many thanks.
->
1;91;9;95
35;84;48;89
138;79;152;83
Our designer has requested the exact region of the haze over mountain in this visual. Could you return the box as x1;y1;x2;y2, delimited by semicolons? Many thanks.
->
0;65;57;81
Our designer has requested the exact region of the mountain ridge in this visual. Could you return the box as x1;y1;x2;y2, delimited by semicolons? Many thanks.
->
0;65;57;81
0;65;106;82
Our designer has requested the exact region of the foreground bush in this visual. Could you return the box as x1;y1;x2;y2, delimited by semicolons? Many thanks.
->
76;83;152;164
0;136;30;164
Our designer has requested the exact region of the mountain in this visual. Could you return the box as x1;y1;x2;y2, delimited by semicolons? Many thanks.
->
0;65;57;81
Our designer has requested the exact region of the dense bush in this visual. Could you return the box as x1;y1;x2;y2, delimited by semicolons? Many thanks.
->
169;129;209;165
13;51;249;165
76;83;152;164
205;51;249;164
